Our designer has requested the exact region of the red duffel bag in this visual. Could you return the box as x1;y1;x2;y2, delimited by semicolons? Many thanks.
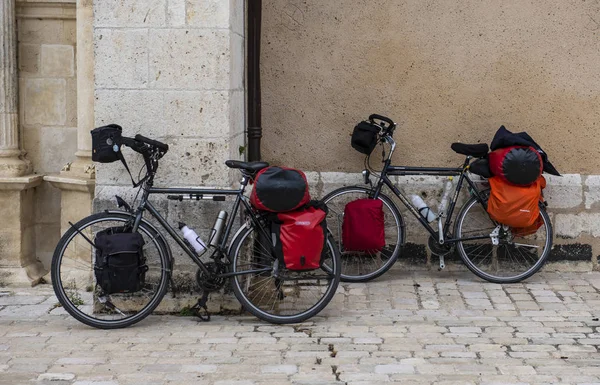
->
342;199;385;252
488;146;542;186
250;167;310;212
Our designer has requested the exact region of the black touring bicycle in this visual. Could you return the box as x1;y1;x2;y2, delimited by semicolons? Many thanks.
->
51;126;341;329
323;114;553;284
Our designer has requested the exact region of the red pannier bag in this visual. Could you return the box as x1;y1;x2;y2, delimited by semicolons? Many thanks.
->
250;167;310;212
272;202;328;270
342;199;385;252
488;146;542;186
487;176;546;229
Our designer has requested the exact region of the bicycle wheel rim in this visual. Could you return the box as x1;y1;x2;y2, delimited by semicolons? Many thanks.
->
52;215;169;328
456;198;552;283
323;187;402;281
231;226;340;323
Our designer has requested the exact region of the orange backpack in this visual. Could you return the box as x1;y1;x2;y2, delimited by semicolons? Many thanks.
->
487;176;546;229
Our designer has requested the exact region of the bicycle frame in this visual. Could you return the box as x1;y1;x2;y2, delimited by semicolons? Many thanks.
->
370;137;490;245
129;176;270;279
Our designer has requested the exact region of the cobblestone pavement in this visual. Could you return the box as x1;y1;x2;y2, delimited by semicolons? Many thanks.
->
1;270;599;385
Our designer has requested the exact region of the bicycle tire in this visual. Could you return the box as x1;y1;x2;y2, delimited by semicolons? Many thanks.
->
454;193;553;283
51;212;170;329
322;186;404;282
229;224;341;324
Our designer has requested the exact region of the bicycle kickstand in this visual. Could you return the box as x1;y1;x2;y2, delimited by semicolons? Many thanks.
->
191;291;211;322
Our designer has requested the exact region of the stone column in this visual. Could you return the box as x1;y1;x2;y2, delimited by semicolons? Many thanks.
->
0;0;45;286
45;0;95;239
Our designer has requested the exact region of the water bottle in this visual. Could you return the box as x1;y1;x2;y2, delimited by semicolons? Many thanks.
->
437;178;454;216
179;222;207;254
208;211;228;247
410;195;437;222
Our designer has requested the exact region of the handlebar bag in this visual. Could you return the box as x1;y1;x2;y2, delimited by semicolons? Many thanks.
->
342;198;385;252
94;227;148;294
270;202;328;271
351;121;380;155
487;176;546;229
488;146;542;186
250;167;310;212
91;124;124;163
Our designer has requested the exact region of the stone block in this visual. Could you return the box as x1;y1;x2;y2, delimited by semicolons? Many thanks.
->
95;0;166;27
63;19;76;45
549;243;593;262
230;32;244;90
41;45;74;77
95;90;166;139
33;183;62;225
35;223;59;269
186;0;230;28
230;90;245;137
153;138;232;188
148;29;231;90
18;43;39;74
95;28;148;89
23;79;66;126
17;19;63;44
167;0;186;26
230;0;244;36
544;174;583;209
164;91;230;138
584;175;600;209
555;213;600;238
23;126;77;174
66;78;77;126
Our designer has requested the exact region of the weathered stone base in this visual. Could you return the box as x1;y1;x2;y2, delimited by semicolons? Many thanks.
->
44;173;95;235
0;175;47;286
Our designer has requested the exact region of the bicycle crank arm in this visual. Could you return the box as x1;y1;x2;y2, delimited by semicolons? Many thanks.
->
438;255;445;271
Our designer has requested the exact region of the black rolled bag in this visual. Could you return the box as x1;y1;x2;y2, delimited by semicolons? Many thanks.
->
488;146;543;186
250;167;310;212
94;227;148;294
351;121;381;155
91;124;124;163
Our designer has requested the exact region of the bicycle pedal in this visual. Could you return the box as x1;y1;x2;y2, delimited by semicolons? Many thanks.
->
438;255;446;271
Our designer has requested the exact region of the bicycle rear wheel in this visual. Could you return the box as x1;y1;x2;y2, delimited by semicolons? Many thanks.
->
322;186;403;282
51;212;170;329
454;193;553;283
229;223;341;324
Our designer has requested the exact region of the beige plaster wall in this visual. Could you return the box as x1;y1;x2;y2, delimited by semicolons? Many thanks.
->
16;0;78;267
261;1;600;173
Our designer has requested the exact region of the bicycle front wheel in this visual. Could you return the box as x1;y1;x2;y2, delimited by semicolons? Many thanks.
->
454;193;553;283
51;212;170;329
229;224;341;324
322;186;404;282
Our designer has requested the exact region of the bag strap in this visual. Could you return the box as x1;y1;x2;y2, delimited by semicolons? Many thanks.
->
117;138;150;188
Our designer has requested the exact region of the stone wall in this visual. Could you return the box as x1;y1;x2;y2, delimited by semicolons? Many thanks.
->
16;0;78;268
260;0;600;174
93;0;245;277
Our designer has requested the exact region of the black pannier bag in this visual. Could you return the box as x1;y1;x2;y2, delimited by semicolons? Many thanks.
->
250;167;310;212
91;124;124;163
94;227;148;294
351;121;380;155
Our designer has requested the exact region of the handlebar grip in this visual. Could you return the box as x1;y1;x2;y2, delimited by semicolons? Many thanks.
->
134;134;169;152
369;114;395;127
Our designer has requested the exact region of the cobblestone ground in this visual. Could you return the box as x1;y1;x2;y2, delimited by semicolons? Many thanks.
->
1;270;599;385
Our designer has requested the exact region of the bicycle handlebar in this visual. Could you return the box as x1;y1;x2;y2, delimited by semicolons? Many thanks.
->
135;134;169;152
369;114;397;137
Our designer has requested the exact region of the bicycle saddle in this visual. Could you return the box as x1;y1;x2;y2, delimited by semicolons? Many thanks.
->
225;160;269;173
451;143;489;158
